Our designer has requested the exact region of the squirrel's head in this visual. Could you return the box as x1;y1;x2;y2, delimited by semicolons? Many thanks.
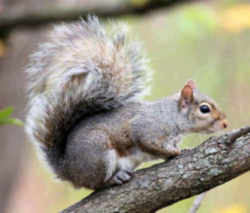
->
178;80;228;134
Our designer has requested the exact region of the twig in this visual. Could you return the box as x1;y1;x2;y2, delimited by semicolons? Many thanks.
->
189;192;207;213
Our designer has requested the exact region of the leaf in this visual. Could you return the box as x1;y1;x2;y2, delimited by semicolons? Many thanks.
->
0;107;14;120
2;118;23;126
0;107;23;126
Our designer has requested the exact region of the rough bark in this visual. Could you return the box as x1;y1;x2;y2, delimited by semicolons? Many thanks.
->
0;0;199;38
61;126;250;213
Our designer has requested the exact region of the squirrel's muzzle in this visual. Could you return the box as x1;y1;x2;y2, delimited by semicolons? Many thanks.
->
221;119;229;129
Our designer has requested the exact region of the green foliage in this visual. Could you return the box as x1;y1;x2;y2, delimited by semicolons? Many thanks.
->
0;107;23;126
176;5;218;39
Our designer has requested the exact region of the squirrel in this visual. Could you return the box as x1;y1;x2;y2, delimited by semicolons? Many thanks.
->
25;16;228;190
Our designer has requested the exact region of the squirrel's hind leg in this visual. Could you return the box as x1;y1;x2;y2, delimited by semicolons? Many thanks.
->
105;154;136;186
64;129;120;189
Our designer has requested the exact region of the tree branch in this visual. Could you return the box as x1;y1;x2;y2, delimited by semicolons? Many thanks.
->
0;0;199;38
61;126;250;213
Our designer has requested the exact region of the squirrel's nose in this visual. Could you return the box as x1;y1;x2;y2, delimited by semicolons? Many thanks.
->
221;119;229;129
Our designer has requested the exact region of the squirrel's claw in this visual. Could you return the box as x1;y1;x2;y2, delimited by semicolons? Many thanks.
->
110;170;133;185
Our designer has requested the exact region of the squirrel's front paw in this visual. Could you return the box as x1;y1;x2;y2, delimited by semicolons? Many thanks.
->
163;144;181;156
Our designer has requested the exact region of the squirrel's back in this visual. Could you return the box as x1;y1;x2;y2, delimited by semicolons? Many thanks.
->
25;16;152;174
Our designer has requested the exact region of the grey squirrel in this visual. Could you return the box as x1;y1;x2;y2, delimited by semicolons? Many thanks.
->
25;16;228;189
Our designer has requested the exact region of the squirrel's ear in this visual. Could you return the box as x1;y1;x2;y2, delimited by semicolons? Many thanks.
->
186;79;196;89
179;82;194;109
181;85;193;102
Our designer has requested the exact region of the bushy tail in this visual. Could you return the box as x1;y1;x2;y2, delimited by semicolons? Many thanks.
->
25;16;152;172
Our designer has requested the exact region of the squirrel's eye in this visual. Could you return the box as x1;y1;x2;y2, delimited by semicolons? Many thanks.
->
199;104;210;114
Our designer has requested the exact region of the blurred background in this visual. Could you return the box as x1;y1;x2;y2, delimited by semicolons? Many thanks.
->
0;0;250;212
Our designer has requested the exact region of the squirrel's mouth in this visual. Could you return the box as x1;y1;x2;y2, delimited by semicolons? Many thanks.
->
221;119;229;129
205;119;229;134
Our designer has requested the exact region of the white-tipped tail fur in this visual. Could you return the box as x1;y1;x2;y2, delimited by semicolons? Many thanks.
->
25;16;152;173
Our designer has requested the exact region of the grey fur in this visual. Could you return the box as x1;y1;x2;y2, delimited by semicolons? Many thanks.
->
26;16;151;174
26;17;227;189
